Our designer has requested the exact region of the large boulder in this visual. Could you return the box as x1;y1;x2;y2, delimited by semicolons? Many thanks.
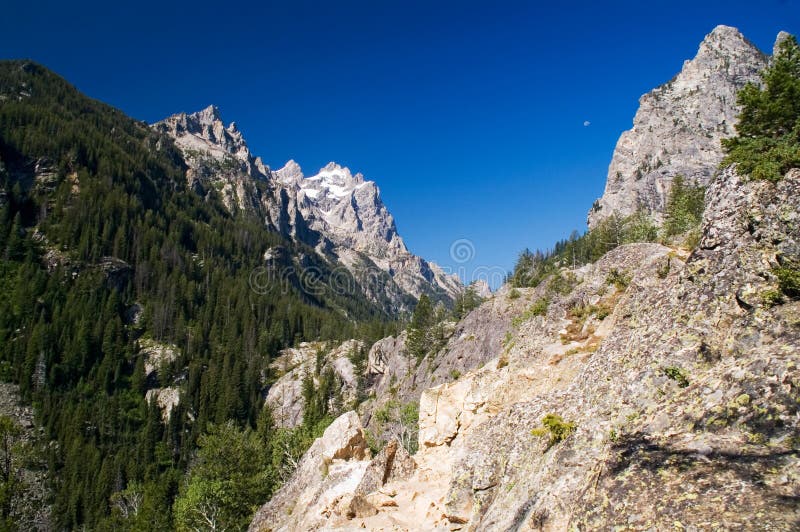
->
248;411;370;532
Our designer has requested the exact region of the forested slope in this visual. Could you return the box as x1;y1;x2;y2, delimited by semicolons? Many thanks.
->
0;60;392;529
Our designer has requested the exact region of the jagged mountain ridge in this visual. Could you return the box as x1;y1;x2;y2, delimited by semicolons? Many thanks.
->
154;107;462;312
588;25;768;228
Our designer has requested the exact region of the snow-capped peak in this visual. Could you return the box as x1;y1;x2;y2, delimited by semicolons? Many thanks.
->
154;109;463;308
316;162;352;182
303;162;371;200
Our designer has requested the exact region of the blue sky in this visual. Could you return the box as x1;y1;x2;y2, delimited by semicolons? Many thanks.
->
2;0;797;283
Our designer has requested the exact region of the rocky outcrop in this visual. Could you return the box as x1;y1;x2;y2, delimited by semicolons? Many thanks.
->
248;411;369;532
138;339;179;378
144;387;180;421
249;411;420;532
0;383;52;530
359;286;533;441
355;439;417;497
588;25;768;228
266;340;361;428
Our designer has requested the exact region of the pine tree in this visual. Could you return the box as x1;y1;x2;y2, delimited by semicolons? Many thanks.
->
723;34;800;181
406;294;435;360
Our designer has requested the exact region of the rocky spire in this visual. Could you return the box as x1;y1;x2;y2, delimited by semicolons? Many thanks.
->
587;25;768;228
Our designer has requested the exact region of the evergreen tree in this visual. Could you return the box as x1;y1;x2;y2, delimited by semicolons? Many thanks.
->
723;34;800;181
406;294;434;360
663;175;706;237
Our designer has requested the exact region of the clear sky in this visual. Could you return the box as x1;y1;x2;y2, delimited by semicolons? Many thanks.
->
2;0;797;283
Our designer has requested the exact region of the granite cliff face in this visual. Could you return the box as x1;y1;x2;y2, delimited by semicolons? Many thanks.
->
588;25;768;228
154;108;462;311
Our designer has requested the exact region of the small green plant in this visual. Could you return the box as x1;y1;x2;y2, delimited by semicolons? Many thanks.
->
530;297;549;316
656;257;671;279
508;288;521;300
606;269;631;290
449;369;461;380
663;366;690;388
548;271;578;296
511;297;549;327
774;266;800;298
762;288;784;307
594;303;612;320
531;414;577;449
502;330;513;347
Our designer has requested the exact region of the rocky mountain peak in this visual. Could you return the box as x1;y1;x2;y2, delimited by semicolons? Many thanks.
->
774;30;793;55
275;159;304;184
700;24;749;52
195;103;222;124
154;106;253;165
587;26;768;228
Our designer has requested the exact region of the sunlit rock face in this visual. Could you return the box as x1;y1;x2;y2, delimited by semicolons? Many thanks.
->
588;25;768;228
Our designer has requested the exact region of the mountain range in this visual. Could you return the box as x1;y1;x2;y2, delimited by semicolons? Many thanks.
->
154;106;463;314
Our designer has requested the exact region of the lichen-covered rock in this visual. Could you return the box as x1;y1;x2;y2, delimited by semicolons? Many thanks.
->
588;25;769;228
360;286;532;442
442;168;800;531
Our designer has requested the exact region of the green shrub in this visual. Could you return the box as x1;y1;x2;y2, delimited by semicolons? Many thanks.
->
606;269;631;290
594;303;611;320
508;288;521;300
775;266;800;298
548;271;578;296
663;366;690;388
663;175;706;238
511;297;549;327
531;414;577;449
762;288;785;307
371;400;419;455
